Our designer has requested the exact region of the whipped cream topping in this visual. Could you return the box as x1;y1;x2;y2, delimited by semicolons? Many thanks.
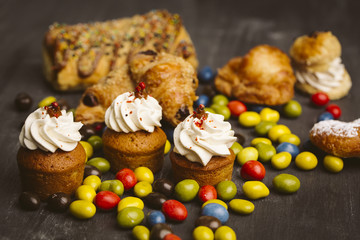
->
311;119;360;138
173;112;237;166
295;57;345;92
105;92;162;133
19;108;82;153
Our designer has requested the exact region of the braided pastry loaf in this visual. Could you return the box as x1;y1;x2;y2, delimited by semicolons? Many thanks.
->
43;10;198;91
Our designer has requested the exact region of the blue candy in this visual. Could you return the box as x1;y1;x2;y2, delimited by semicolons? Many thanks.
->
194;94;210;108
250;105;265;113
318;112;334;122
201;203;229;224
147;210;165;227
276;142;300;159
198;66;215;83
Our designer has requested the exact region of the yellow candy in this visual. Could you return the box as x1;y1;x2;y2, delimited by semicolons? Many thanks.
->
295;152;318;170
271;152;292;170
75;185;96;202
251;137;272;146
80;141;93;161
193;226;214;240
214;226;236;240
117;197;144;212
260;108;280;123
278;133;301;146
134;181;152;198
238;111;261;127
69;200;96;219
242;181;269;200
229;199;254;215
83;175;101;191
164;140;171;154
323;155;343;173
134;167;154;184
268;125;291;142
237;147;258;166
202;199;228;210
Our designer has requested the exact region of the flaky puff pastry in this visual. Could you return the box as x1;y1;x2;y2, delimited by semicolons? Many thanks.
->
290;31;341;71
215;45;296;105
75;50;198;126
310;119;360;158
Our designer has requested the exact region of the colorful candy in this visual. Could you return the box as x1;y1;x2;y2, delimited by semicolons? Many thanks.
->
229;199;254;215
271;152;292;170
326;104;341;119
86;157;110;173
147;210;166;227
94;191;121;210
161;200;188;222
276;142;300;159
153;178;175;197
227;100;247;117
237;147;258;165
201;203;229;224
311;92;329;106
216;180;237;201
198;185;218;203
83;175;101;191
117;197;144;212
99;180;124;196
47;192;71;212
116;168;137;190
242;181;269;200
238;111;261;127
255;142;276;162
214;226;236;240
69;200;96;219
174;179;200;202
195;216;222;232
240;160;266;181
283;100;302;118
134;167;154;184
193;226;214;240
272;174;300;194
134;181;153;198
75;185;96;202
117;207;144;228
323;155;344;173
295;152;318;170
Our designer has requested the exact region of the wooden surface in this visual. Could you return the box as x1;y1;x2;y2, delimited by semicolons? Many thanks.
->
1;0;360;239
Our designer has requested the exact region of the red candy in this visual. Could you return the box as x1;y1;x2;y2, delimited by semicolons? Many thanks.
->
326;104;341;119
240;160;266;181
311;92;329;106
94;191;120;210
115;168;137;190
162;200;188;222
198;185;217;203
164;233;182;240
227;100;247;117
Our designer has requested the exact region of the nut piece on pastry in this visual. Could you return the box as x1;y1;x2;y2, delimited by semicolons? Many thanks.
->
75;51;198;126
290;31;351;100
215;45;296;105
309;119;360;158
43;10;198;91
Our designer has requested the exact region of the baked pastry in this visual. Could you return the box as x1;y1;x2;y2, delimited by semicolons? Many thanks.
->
102;83;167;173
309;119;360;158
43;10;198;91
76;50;198;126
170;105;237;186
290;31;351;99
215;45;296;105
17;103;85;200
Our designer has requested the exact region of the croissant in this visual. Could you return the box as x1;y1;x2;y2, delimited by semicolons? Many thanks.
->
43;10;198;91
75;50;198;126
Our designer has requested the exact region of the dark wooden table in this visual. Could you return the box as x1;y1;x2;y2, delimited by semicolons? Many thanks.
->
1;0;360;239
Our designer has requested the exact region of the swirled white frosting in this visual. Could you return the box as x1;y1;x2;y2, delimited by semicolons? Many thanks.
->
105;92;162;133
295;57;345;92
19;108;82;153
173;112;237;166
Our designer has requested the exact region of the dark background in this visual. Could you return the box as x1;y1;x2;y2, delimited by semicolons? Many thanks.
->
1;0;360;239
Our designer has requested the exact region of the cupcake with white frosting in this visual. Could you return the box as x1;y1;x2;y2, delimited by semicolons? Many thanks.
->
102;82;167;173
290;31;351;99
17;102;86;200
170;104;237;186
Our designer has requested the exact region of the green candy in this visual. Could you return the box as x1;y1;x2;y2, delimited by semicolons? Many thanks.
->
117;207;144;228
99;180;124;196
174;179;200;202
132;225;150;240
216;180;237;201
211;104;231;120
255;121;276;136
230;142;243;156
273;173;300;194
87;135;103;151
255;142;276;162
283;100;302;118
86;157;110;173
212;94;229;106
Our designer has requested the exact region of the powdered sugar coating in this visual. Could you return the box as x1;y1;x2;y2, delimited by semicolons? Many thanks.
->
310;119;360;138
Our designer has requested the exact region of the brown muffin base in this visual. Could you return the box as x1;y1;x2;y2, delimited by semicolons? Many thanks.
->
17;143;86;201
170;149;235;186
103;127;167;173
